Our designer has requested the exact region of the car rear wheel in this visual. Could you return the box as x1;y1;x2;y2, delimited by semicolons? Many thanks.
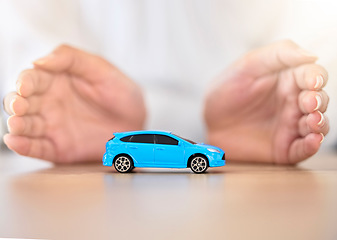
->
114;155;134;173
190;156;208;174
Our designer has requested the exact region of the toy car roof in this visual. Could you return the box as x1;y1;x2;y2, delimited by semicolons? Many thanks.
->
113;130;172;136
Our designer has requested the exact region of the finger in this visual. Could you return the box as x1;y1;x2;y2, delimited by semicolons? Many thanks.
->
3;93;30;116
298;90;329;114
3;92;18;115
288;133;323;164
33;44;114;81
3;93;41;116
7;115;46;137
3;134;56;161
16;69;54;97
292;64;328;90
239;39;318;78
298;111;329;137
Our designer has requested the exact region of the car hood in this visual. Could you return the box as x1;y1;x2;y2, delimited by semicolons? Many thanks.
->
195;143;224;152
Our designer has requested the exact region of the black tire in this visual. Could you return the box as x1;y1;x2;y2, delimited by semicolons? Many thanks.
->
190;156;208;174
114;155;134;173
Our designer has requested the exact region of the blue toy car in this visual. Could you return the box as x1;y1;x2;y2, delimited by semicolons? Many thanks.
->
103;130;225;173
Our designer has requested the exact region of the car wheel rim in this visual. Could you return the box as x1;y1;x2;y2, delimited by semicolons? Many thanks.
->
191;157;207;173
115;156;131;172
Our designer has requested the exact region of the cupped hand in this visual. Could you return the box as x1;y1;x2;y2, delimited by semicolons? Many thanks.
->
3;45;146;163
204;40;329;164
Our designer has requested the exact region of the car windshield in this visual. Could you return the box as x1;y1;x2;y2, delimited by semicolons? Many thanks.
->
172;134;196;144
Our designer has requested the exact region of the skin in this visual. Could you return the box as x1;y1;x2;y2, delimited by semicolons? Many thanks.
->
204;40;329;164
3;40;329;164
3;45;146;163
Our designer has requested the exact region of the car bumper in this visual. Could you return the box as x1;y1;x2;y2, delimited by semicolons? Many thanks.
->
208;153;226;167
102;153;113;166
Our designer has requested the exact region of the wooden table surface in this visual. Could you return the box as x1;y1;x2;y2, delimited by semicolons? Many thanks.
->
0;148;336;240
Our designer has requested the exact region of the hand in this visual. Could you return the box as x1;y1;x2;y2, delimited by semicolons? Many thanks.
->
204;40;329;164
3;45;146;163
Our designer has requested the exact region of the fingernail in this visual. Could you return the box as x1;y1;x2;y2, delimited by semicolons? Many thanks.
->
314;75;324;90
297;48;318;58
320;133;324;144
16;81;22;95
6;118;12;132
33;54;55;65
314;94;322;111
317;111;325;126
10;98;15;114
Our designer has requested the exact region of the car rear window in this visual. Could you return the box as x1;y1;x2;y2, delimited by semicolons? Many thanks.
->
155;135;178;145
120;135;132;142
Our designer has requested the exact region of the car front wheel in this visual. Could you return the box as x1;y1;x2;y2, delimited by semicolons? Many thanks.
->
114;155;134;173
190;156;208;174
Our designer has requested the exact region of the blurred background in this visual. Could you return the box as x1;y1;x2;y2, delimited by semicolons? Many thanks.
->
0;0;336;148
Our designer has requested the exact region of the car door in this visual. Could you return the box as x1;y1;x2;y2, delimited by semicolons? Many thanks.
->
127;134;155;166
154;134;184;167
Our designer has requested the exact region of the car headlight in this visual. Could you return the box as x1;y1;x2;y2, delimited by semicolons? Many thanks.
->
207;148;220;153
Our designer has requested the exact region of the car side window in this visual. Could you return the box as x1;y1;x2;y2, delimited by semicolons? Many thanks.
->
155;135;179;145
120;135;132;142
130;134;154;144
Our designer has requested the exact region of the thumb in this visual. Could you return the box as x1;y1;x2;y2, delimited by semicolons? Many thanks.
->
236;40;318;78
33;44;114;80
